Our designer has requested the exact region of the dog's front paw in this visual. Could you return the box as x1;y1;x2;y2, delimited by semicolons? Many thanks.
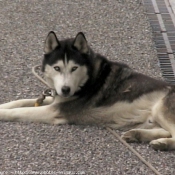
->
121;130;141;143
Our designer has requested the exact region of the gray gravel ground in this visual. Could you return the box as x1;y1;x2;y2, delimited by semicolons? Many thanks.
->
0;0;175;174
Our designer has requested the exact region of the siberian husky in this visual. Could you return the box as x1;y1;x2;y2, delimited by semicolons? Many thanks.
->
0;31;175;151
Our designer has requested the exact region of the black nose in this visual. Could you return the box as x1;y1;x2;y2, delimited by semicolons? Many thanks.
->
61;86;70;95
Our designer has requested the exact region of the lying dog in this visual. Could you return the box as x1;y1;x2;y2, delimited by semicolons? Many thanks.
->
0;31;174;151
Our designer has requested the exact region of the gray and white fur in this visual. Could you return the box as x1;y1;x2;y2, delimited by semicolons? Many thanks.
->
0;31;175;151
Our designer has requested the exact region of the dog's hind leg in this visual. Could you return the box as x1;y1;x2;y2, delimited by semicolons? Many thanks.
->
121;128;171;143
0;105;67;124
0;97;54;109
150;96;175;151
149;121;175;150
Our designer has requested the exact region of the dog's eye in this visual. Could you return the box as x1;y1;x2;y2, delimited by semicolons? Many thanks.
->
71;66;78;72
54;66;60;72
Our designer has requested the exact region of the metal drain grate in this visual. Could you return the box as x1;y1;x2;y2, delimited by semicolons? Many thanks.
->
142;0;175;84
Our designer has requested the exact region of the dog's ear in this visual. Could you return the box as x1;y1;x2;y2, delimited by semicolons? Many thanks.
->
73;32;89;54
44;31;60;54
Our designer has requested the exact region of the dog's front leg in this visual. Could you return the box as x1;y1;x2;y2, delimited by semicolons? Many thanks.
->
0;97;54;109
0;105;67;124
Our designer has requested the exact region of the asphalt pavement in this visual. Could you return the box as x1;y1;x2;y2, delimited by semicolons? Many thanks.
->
0;0;175;174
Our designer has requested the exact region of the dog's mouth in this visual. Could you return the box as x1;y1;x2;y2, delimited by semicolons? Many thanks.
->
60;94;72;98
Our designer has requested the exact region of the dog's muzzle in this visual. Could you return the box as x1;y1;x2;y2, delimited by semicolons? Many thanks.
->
61;86;71;96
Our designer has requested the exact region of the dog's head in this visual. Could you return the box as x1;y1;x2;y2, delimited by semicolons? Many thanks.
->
42;31;91;98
